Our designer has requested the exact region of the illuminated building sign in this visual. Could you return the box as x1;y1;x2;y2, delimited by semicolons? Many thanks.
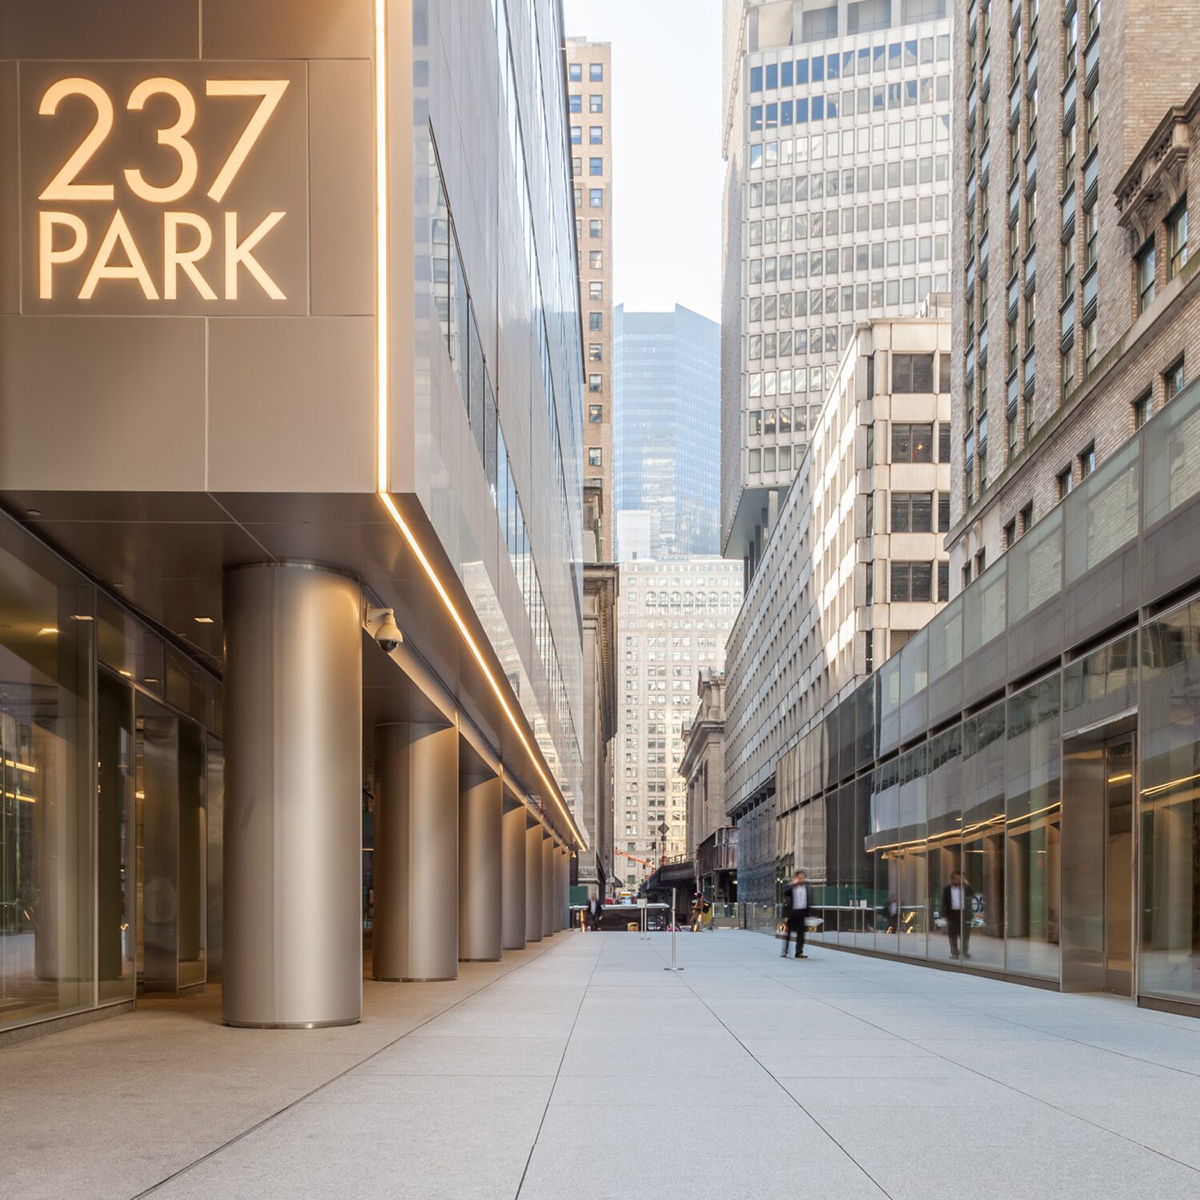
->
20;63;308;314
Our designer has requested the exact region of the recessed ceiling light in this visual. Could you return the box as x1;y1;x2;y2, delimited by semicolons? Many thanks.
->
144;677;160;684
25;508;41;518
37;627;59;636
111;583;125;590
71;614;94;622
194;616;215;624
118;670;133;678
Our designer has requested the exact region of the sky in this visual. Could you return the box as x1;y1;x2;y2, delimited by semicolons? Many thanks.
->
563;0;724;322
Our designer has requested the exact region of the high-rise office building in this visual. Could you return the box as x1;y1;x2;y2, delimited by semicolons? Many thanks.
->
613;305;722;560
721;0;953;579
0;0;584;1036
948;0;1200;581
616;559;742;885
566;37;615;565
567;37;619;900
722;314;952;906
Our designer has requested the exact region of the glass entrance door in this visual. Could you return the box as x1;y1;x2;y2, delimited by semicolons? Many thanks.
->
135;696;206;996
1103;735;1134;996
1062;723;1135;996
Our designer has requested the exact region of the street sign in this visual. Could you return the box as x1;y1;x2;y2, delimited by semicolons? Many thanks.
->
657;822;669;835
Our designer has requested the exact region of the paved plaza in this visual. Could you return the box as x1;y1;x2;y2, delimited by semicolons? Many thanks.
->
5;930;1200;1199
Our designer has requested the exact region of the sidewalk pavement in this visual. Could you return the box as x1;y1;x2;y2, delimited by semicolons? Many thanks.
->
4;930;1200;1199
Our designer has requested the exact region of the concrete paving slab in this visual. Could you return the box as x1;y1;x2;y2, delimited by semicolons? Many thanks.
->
4;930;1200;1200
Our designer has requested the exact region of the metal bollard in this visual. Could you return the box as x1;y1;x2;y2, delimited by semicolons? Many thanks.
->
664;886;683;972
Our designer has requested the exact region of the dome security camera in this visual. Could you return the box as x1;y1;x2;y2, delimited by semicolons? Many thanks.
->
367;606;404;653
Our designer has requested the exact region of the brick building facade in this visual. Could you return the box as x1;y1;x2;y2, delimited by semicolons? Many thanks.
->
949;0;1200;579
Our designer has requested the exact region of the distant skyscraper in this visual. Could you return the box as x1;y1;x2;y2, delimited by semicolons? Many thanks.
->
616;557;743;886
720;0;952;579
566;37;614;564
614;305;721;559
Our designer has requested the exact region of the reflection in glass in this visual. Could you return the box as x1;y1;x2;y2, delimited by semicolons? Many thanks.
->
136;698;207;996
850;776;876;948
1105;737;1134;993
1005;677;1062;979
98;674;135;1002
1140;599;1200;1003
962;701;1006;971
0;526;95;1029
797;796;829;942
1063;631;1137;734
821;789;840;940
927;726;963;964
870;759;900;953
896;746;928;957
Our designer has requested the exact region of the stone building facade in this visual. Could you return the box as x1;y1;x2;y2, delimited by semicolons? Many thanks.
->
949;0;1200;579
566;38;615;563
723;314;951;904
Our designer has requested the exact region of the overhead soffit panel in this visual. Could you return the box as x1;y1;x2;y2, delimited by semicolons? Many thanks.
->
4;488;574;840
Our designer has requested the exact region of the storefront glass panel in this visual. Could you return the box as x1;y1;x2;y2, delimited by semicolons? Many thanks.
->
0;523;95;1029
896;745;928;957
97;673;135;1003
927;725;963;965
1140;598;1200;1005
848;778;876;948
870;759;900;953
1005;676;1062;980
962;700;1007;971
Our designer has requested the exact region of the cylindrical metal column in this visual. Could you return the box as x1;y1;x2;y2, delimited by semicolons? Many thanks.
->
541;833;554;938
223;563;362;1028
374;722;459;982
525;823;543;942
459;774;502;961
558;847;570;931
550;844;563;933
502;804;527;950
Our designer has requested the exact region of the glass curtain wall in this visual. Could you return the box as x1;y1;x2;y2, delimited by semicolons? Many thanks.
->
796;796;826;939
774;380;1200;1006
0;523;94;1028
0;515;220;1034
961;700;1006;971
1004;676;1062;980
870;757;900;952
895;746;928;956
1140;597;1200;1003
927;725;963;964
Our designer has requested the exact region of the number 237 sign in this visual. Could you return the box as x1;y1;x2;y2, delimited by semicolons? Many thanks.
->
20;62;308;314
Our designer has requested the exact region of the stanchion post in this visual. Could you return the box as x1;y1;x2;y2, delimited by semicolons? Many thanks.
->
664;886;683;971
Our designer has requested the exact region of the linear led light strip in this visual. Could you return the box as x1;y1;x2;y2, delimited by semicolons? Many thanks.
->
373;1;583;852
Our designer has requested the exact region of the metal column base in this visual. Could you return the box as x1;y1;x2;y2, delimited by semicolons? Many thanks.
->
224;1016;361;1029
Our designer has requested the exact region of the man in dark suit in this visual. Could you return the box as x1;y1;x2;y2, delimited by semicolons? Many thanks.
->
585;895;603;931
781;870;810;959
942;871;975;959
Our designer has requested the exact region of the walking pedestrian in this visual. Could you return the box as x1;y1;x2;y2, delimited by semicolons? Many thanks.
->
781;870;811;959
942;871;974;959
585;894;603;931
